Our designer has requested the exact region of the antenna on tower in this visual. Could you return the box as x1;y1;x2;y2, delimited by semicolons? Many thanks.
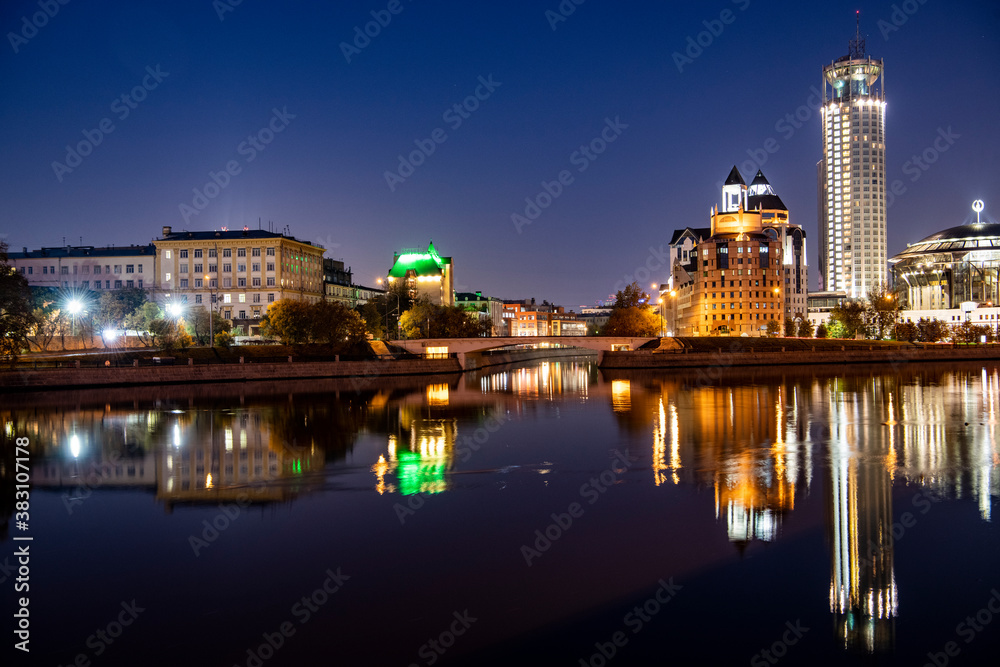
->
849;10;866;59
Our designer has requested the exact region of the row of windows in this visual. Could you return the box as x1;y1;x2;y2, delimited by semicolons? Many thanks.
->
187;292;274;305
178;263;275;274
48;280;142;289
710;302;777;309
168;248;275;259
27;264;143;275
178;277;274;288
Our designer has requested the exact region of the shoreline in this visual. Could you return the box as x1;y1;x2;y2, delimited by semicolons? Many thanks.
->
3;344;998;392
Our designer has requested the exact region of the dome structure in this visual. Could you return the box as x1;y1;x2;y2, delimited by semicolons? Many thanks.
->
889;211;1000;310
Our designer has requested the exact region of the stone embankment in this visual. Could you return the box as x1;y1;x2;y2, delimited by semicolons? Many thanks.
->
600;343;1000;369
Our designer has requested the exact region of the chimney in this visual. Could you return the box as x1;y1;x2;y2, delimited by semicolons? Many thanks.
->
162;226;172;237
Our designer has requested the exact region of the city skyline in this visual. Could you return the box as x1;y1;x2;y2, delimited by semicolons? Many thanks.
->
2;1;998;306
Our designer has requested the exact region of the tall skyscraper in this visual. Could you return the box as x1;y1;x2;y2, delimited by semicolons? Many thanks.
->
818;21;886;297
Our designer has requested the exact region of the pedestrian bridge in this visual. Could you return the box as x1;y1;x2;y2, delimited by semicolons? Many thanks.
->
392;336;663;369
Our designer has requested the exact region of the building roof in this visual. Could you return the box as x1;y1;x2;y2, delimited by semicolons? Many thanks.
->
388;241;450;278
669;227;712;245
747;193;788;212
749;170;770;188
724;165;745;186
9;244;156;259
891;222;1000;260
158;228;321;248
746;170;787;211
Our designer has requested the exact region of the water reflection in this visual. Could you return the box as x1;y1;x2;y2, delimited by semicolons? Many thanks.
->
608;364;999;654
1;360;997;659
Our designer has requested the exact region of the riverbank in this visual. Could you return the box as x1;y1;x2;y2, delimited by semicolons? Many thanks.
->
600;341;1000;369
0;347;595;392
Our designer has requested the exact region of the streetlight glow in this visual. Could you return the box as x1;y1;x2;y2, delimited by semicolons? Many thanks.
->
67;299;82;315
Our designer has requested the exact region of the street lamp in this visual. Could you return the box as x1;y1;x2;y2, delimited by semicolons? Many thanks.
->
66;299;82;337
204;274;215;346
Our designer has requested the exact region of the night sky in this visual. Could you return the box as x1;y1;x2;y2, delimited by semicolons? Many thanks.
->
2;0;998;307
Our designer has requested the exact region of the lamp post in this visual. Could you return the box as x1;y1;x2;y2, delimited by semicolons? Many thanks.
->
204;274;215;346
657;298;664;337
668;290;677;336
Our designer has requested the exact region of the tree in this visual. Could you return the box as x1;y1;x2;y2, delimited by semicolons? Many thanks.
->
399;299;490;339
127;302;164;347
359;300;385;340
951;321;993;344
309;300;367;346
796;317;814;338
893;320;918;342
602;282;659;336
783;317;797;337
830;299;867;338
214;331;234;348
765;319;781;337
260;299;313;344
603;307;660;336
0;242;36;360
96;287;147;330
916;317;949;343
184;306;231;345
864;281;901;340
815;323;829;339
613;282;648;309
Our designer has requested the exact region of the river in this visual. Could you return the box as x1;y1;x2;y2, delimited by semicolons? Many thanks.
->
2;358;998;665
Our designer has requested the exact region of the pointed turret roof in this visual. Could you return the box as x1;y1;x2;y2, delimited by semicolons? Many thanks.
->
750;170;770;187
747;170;787;211
724;165;745;186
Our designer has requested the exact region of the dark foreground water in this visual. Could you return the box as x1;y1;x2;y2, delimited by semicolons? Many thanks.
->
2;358;999;666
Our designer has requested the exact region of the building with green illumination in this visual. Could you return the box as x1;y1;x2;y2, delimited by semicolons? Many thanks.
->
387;241;454;306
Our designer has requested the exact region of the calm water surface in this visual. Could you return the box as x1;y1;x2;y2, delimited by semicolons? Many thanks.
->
3;358;999;666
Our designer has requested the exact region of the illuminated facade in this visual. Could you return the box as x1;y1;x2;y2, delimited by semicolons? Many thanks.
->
818;31;887;297
889;213;1000;311
673;167;786;336
154;226;326;330
387;241;454;306
503;300;586;336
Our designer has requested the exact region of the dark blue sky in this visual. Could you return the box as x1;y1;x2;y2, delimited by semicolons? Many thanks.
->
2;0;998;306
